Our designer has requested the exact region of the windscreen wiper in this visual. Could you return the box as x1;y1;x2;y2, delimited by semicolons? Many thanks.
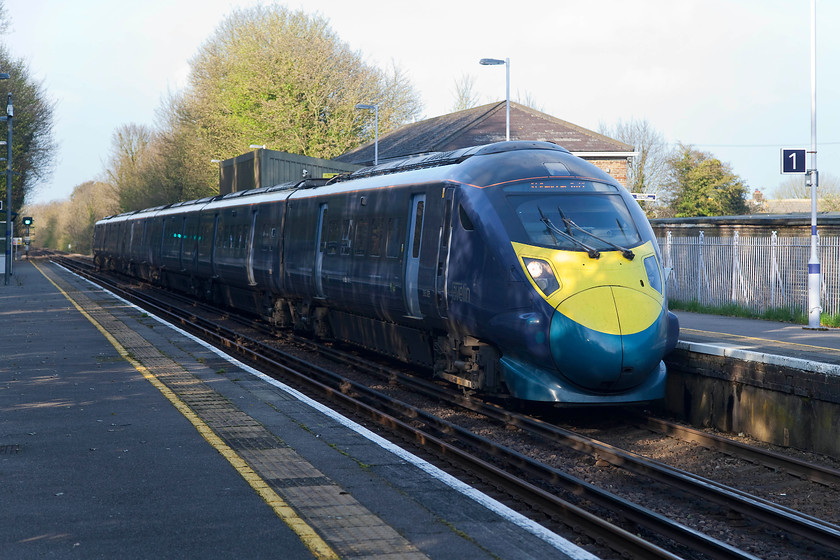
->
558;211;635;260
538;207;600;259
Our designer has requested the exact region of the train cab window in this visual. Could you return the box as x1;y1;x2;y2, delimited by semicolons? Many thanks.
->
505;180;642;251
386;217;402;258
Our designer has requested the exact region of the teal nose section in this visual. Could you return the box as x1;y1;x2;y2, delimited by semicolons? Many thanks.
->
549;309;623;391
549;287;667;393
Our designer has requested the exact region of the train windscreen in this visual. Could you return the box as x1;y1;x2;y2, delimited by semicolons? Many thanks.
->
504;181;642;251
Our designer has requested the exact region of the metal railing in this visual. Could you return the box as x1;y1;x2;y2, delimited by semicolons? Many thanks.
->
659;231;840;316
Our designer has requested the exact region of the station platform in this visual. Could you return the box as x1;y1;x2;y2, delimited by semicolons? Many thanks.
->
0;259;595;560
674;310;840;375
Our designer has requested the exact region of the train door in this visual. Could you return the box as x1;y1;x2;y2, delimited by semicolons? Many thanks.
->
177;216;186;271
314;203;327;299
246;209;258;285
435;188;454;318
404;194;425;318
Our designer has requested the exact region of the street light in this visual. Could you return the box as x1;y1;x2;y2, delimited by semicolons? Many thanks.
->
479;57;510;141
355;103;379;165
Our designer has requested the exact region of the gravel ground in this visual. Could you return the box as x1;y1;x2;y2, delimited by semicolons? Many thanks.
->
138;284;840;559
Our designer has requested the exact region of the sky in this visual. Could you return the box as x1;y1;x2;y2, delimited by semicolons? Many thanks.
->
4;0;840;205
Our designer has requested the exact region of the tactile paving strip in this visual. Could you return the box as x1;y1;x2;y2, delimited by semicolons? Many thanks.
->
43;263;430;560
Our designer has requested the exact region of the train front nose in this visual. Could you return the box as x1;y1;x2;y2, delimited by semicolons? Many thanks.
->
549;286;667;392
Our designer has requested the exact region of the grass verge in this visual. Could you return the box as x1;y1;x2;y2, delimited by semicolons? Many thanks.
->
668;299;840;328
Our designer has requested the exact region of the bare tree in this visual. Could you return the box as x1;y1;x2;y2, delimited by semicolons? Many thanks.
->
599;118;672;215
451;73;481;112
774;172;839;198
515;90;543;112
104;123;154;210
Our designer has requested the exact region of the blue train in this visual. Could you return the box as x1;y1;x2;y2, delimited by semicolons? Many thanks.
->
93;141;679;404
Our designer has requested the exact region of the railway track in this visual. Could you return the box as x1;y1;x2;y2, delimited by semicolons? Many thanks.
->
55;255;840;560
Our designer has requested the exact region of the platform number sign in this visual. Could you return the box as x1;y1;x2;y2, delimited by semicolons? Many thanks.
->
781;148;807;174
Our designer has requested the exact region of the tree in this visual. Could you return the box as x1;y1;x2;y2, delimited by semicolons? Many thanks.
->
666;144;749;217
0;45;57;210
23;180;117;253
104;5;424;212
599;118;672;205
515;91;543;112
21;200;66;250
774;172;840;198
63;181;118;253
104;123;162;211
181;5;421;161
451;73;481;112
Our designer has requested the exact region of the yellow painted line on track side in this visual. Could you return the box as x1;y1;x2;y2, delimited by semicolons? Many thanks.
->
33;261;339;560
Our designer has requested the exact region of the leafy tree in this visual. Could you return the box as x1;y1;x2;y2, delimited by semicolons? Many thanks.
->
181;5;421;160
106;5;423;212
21;200;66;250
0;45;57;210
666;144;749;217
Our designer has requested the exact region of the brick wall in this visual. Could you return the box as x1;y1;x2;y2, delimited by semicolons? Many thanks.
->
584;158;629;188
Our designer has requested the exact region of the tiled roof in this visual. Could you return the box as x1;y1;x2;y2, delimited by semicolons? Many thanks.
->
335;101;633;166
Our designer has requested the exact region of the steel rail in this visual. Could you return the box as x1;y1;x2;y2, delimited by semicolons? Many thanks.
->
62;256;835;557
634;413;840;488
57;258;744;560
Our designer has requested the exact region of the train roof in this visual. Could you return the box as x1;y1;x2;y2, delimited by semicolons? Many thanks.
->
96;141;615;225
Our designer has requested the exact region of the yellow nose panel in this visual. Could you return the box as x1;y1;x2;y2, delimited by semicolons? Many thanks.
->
557;286;620;335
611;287;663;335
557;286;662;336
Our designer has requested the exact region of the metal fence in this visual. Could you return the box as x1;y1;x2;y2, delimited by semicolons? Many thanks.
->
658;231;840;316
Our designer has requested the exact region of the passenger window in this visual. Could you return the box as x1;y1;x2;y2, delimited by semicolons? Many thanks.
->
369;219;383;257
354;220;369;256
386;217;402;258
318;209;328;253
340;219;353;256
326;220;339;255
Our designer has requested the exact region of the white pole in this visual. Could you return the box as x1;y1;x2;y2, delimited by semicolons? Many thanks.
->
806;0;822;329
504;58;510;141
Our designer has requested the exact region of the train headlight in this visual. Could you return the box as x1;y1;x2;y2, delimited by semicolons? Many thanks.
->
644;255;663;294
523;257;560;295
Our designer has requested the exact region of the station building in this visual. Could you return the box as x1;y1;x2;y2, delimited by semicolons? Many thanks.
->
217;101;636;194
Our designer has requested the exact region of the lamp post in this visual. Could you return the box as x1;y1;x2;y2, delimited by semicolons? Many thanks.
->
479;57;510;141
355;103;379;165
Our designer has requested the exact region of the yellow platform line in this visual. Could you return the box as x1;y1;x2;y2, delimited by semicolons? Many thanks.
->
34;262;338;560
681;327;840;355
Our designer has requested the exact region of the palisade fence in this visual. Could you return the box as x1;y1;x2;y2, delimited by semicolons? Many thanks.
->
657;231;840;316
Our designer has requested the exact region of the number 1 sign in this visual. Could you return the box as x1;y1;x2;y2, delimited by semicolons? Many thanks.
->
781;148;807;174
